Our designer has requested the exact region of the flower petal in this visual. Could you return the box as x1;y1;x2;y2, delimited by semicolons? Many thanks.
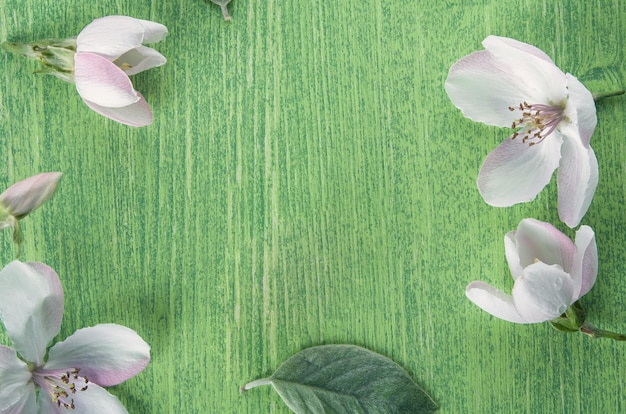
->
466;281;526;323
0;345;37;414
77;15;167;60
504;230;523;280
514;218;576;272
38;381;129;414
82;93;154;127
477;131;562;206
487;36;555;64
565;74;597;147
117;45;167;76
75;52;139;108
45;324;150;387
572;225;597;299
512;262;577;323
0;261;63;365
556;128;598;228
0;172;62;218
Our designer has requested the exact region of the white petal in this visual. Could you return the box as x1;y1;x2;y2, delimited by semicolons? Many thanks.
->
512;262;577;323
38;382;129;414
477;131;562;206
77;15;167;60
572;225;597;299
0;345;37;414
466;281;526;323
486;36;556;64
117;46;167;76
503;230;524;280
45;324;150;387
557;128;598;228
565;74;597;147
74;53;140;108
82;94;154;127
0;172;62;218
0;261;63;365
514;218;576;272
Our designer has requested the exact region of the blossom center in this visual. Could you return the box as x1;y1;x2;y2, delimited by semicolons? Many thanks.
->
508;101;565;146
32;367;90;410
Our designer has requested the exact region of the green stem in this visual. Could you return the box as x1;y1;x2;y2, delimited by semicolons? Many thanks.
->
580;322;626;341
593;90;625;102
220;5;232;20
240;378;272;394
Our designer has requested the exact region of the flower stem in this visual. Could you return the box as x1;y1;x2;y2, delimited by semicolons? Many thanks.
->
580;322;626;341
240;378;272;394
221;5;232;20
593;90;625;102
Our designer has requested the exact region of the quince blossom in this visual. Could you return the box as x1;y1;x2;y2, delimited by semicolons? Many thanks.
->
0;261;150;412
466;218;597;324
445;36;598;228
74;16;167;126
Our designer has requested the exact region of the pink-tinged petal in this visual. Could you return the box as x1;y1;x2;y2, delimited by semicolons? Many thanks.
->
466;281;526;323
485;36;556;64
556;128;599;228
477;131;562;206
38;382;129;414
482;36;567;104
0;261;63;365
45;324;150;387
0;172;62;218
514;218;576;272
504;230;524;280
117;45;166;76
512;262;577;323
0;345;37;414
565;74;597;147
445;50;528;127
75;53;139;108
572;225;597;299
77;15;167;60
82;93;153;127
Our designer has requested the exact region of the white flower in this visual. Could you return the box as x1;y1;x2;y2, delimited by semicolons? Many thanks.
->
0;261;150;412
74;16;167;126
445;36;598;228
466;218;597;324
0;172;62;224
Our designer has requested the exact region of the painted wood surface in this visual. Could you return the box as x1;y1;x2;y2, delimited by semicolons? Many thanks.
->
0;0;625;412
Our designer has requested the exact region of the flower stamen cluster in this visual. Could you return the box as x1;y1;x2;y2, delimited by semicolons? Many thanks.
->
508;101;565;145
33;367;90;410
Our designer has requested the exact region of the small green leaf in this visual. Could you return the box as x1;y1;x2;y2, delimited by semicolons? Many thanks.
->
242;344;438;414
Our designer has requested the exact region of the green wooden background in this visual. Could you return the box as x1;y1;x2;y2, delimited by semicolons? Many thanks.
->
1;0;625;412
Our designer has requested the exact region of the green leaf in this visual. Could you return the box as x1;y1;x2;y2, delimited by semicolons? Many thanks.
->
242;344;438;414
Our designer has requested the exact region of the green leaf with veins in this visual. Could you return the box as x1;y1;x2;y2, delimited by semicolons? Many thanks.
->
241;344;438;414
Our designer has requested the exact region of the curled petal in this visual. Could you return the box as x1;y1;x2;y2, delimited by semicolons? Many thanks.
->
514;218;576;272
504;230;523;280
117;45;167;76
45;324;150;387
0;172;62;218
572;225;597;299
0;345;37;414
512;262;577;323
557;124;599;228
477;131;562;206
77;15;167;60
0;261;63;365
466;281;526;323
565;74;597;147
75;53;139;108
38;381;129;414
82;93;154;127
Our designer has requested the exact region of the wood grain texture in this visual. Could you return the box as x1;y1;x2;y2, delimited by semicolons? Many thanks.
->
0;0;625;412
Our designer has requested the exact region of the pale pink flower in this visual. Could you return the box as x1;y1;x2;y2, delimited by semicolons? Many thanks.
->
0;261;150;412
466;218;597;323
445;36;598;228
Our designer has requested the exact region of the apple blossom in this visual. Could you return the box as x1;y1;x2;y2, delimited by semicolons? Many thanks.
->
1;15;167;126
0;261;150;413
445;36;598;228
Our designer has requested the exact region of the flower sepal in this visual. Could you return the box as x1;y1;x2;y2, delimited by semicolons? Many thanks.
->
549;300;586;333
2;38;77;82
